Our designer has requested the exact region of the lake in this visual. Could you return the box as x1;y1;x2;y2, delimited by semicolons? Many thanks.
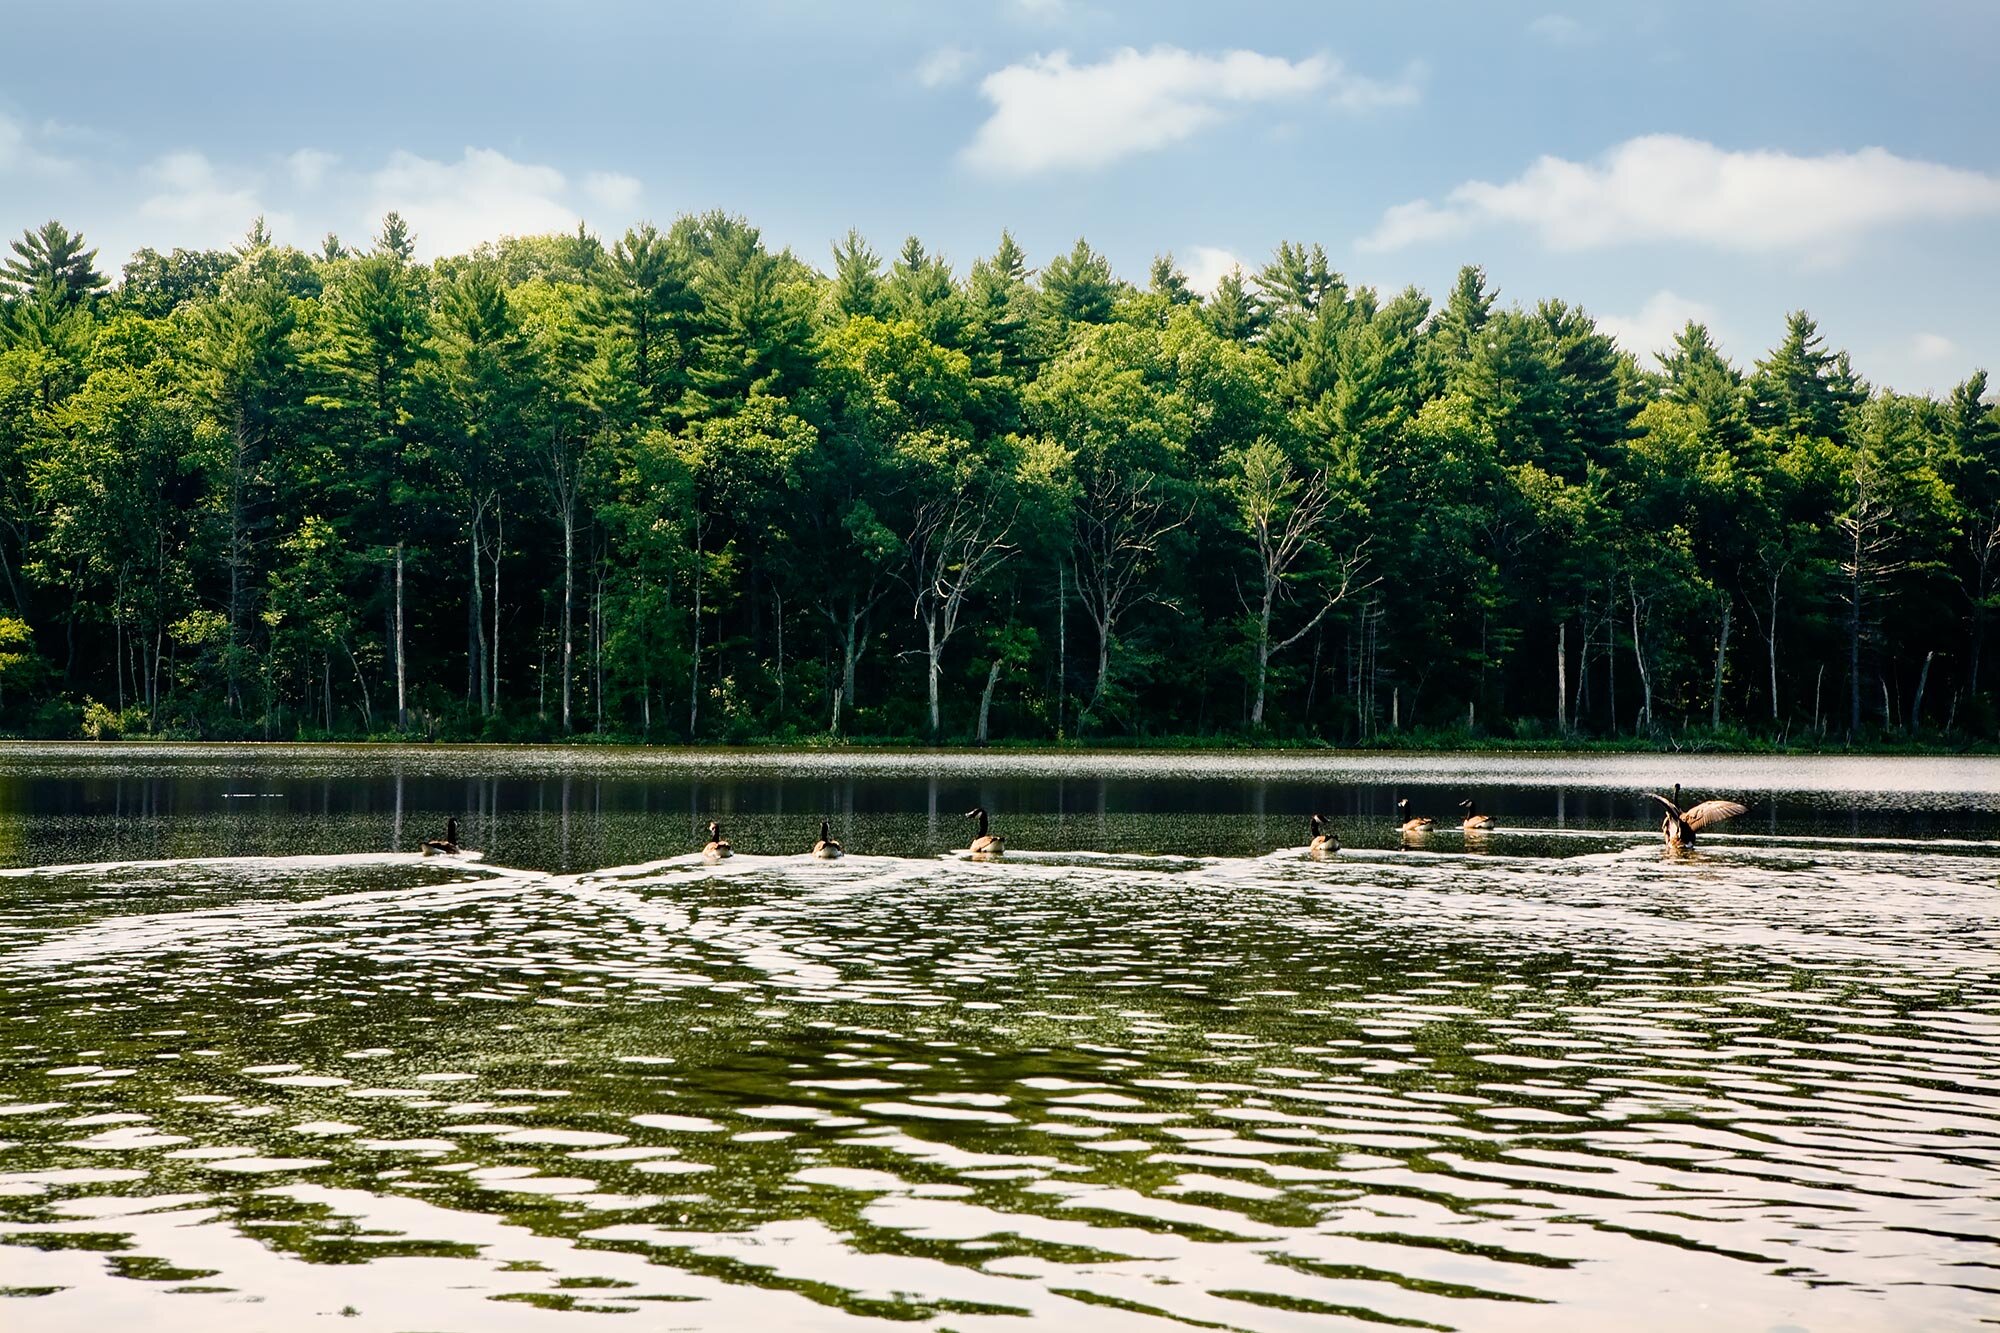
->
0;744;1994;1330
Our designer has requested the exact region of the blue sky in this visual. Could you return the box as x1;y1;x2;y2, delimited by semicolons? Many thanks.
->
2;0;1995;392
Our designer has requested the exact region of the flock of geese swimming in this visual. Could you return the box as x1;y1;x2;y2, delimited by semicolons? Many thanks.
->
418;787;1747;861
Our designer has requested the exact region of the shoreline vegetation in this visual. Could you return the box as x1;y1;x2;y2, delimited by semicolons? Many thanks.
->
3;215;1998;753
3;730;1995;757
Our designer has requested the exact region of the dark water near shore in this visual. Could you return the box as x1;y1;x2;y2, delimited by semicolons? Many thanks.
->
0;746;1995;1330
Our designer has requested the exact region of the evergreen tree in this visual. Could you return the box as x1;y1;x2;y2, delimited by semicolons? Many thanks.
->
2;220;109;306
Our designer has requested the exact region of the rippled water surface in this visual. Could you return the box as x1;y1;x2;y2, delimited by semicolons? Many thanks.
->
0;745;1995;1331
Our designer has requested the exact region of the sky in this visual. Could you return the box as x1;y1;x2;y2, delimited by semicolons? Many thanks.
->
1;0;1995;393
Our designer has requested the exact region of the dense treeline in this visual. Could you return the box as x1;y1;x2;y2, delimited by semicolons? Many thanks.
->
0;212;1994;745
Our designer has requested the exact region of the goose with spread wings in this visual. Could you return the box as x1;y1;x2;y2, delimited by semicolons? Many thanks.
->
1647;783;1746;848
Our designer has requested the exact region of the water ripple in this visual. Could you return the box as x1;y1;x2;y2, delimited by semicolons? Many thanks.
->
0;832;1994;1329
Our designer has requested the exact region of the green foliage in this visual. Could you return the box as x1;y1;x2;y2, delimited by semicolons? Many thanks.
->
0;214;1987;745
3;220;109;306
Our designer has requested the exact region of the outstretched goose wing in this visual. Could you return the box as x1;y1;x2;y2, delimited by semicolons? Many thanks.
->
1681;800;1746;830
1645;793;1680;816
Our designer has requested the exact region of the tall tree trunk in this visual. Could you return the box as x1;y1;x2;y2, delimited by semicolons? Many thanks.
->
829;599;867;735
1710;599;1731;729
1556;622;1568;734
1056;565;1066;737
1250;582;1273;728
343;640;373;729
491;507;503;711
594;560;605;731
1766;573;1782;724
1848;562;1863;737
470;509;486;713
1970;605;1986;704
225;410;249;713
1606;581;1618;733
1629;579;1653;733
394;543;407;731
976;658;1003;745
924;611;942;739
1079;569;1116;729
561;506;575;733
773;589;785;720
1910;650;1935;734
688;533;702;741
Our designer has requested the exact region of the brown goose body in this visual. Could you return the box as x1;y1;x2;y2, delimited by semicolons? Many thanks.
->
1397;799;1434;835
1459;800;1495;832
1307;813;1338;855
421;817;461;856
811;818;843;860
965;807;1004;855
702;820;733;862
1648;784;1746;848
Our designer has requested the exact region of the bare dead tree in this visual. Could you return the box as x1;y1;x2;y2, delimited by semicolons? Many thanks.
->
1226;444;1373;726
1837;449;1912;737
903;491;1018;738
818;568;895;735
1071;466;1188;727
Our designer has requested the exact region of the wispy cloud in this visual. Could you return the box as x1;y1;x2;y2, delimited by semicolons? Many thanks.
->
1012;0;1069;21
286;148;338;191
366;148;584;257
0;113;79;176
1911;332;1959;363
915;46;974;89
1328;60;1425;112
137;150;287;246
962;46;1416;176
1181;245;1247;296
1598;290;1720;366
1359;135;2000;258
1528;14;1589;45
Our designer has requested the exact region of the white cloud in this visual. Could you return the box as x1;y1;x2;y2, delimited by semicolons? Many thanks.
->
0;113;77;176
1328;60;1425;112
1181;245;1247;296
137;150;285;247
287;148;338;191
1911;332;1958;363
916;45;973;88
1359;135;2000;257
1528;14;1588;45
364;147;582;258
963;46;1410;176
1599;290;1720;366
583;170;642;215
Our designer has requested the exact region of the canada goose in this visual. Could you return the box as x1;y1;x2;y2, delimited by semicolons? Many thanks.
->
702;820;733;862
1459;799;1495;831
1397;799;1434;835
1308;813;1338;855
811;818;843;860
1647;783;1746;849
964;807;1003;855
421;817;460;856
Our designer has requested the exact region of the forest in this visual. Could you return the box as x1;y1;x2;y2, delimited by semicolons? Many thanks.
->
0;212;1994;746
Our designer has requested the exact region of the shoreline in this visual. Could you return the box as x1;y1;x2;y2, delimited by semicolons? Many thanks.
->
2;734;1997;758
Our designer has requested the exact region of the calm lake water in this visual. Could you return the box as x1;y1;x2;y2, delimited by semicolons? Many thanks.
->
0;745;1994;1331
